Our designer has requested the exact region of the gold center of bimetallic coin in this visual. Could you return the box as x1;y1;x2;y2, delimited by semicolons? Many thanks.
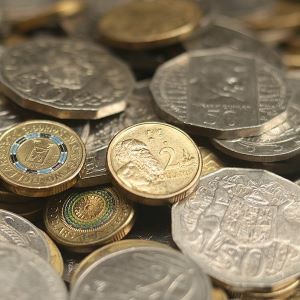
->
16;138;60;171
73;195;105;221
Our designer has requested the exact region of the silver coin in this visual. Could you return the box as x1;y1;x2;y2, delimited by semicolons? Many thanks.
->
0;209;50;262
65;121;90;144
172;168;300;291
213;78;300;162
70;246;212;300
151;49;288;139
183;19;282;68
77;80;160;187
0;37;135;119
0;242;67;300
295;179;300;186
62;252;82;283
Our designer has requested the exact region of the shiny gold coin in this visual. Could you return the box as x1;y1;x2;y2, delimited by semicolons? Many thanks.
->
212;288;228;300
107;122;202;205
245;1;300;30
0;120;86;197
98;0;202;49
44;187;135;253
5;0;85;32
71;239;171;287
41;231;64;276
243;280;299;299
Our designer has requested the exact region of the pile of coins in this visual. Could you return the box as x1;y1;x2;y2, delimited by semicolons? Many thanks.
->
0;0;300;299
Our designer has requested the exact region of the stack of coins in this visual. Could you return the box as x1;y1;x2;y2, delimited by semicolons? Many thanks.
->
0;0;300;299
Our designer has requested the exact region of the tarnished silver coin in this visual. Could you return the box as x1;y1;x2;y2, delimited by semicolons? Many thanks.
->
66;121;90;144
296;179;300;186
183;19;282;68
172;168;300;292
0;209;50;262
213;78;300;162
0;38;135;119
151;49;288;139
77;80;160;188
70;246;212;300
62;251;82;283
0;242;67;300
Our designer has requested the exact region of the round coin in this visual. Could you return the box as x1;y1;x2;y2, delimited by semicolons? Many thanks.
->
0;120;86;197
172;168;300;292
0;209;50;262
76;81;160;188
0;38;135;119
0;242;67;300
107;122;202;205
98;0;202;50
44;187;135;253
151;49;288;139
70;243;212;300
213;78;300;162
71;239;171;286
42;231;64;276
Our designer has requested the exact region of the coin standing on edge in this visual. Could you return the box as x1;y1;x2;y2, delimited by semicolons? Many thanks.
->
213;78;300;162
151;49;288;139
44;187;135;253
0;209;50;262
0;243;68;300
70;242;212;300
172;168;300;292
0;38;135;120
107;122;202;205
77;81;160;188
0;120;86;197
98;0;202;50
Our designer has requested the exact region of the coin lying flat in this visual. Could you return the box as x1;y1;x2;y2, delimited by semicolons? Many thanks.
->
107;122;202;205
1;0;84;32
151;49;288;139
183;19;282;68
42;231;64;276
0;38;135;119
98;0;202;49
77;81;160;188
0;120;86;197
0;242;68;300
172;168;300;292
296;179;300;186
213;79;300;162
70;243;212;300
0;209;50;262
71;239;171;286
44;187;135;253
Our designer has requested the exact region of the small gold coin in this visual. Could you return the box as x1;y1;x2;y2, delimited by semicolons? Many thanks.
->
41;231;64;277
44;187;135;253
0;120;86;197
98;0;202;49
71;239;171;287
107;122;202;205
212;288;228;300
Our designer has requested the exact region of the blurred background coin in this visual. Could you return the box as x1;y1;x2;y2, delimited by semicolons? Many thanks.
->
107;122;202;205
0;120;86;197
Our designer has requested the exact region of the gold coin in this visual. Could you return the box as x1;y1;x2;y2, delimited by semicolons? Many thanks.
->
212;288;228;300
44;187;135;253
71;239;171;287
7;0;85;32
243;280;299;299
106;122;202;205
98;0;202;49
41;230;64;276
0;120;86;197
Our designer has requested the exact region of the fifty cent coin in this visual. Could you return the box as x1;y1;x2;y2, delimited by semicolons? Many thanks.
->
0;38;135;119
98;0;202;49
107;122;202;205
172;168;300;292
70;244;212;300
0;120;86;197
44;187;135;253
0;243;68;300
151;49;288;139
